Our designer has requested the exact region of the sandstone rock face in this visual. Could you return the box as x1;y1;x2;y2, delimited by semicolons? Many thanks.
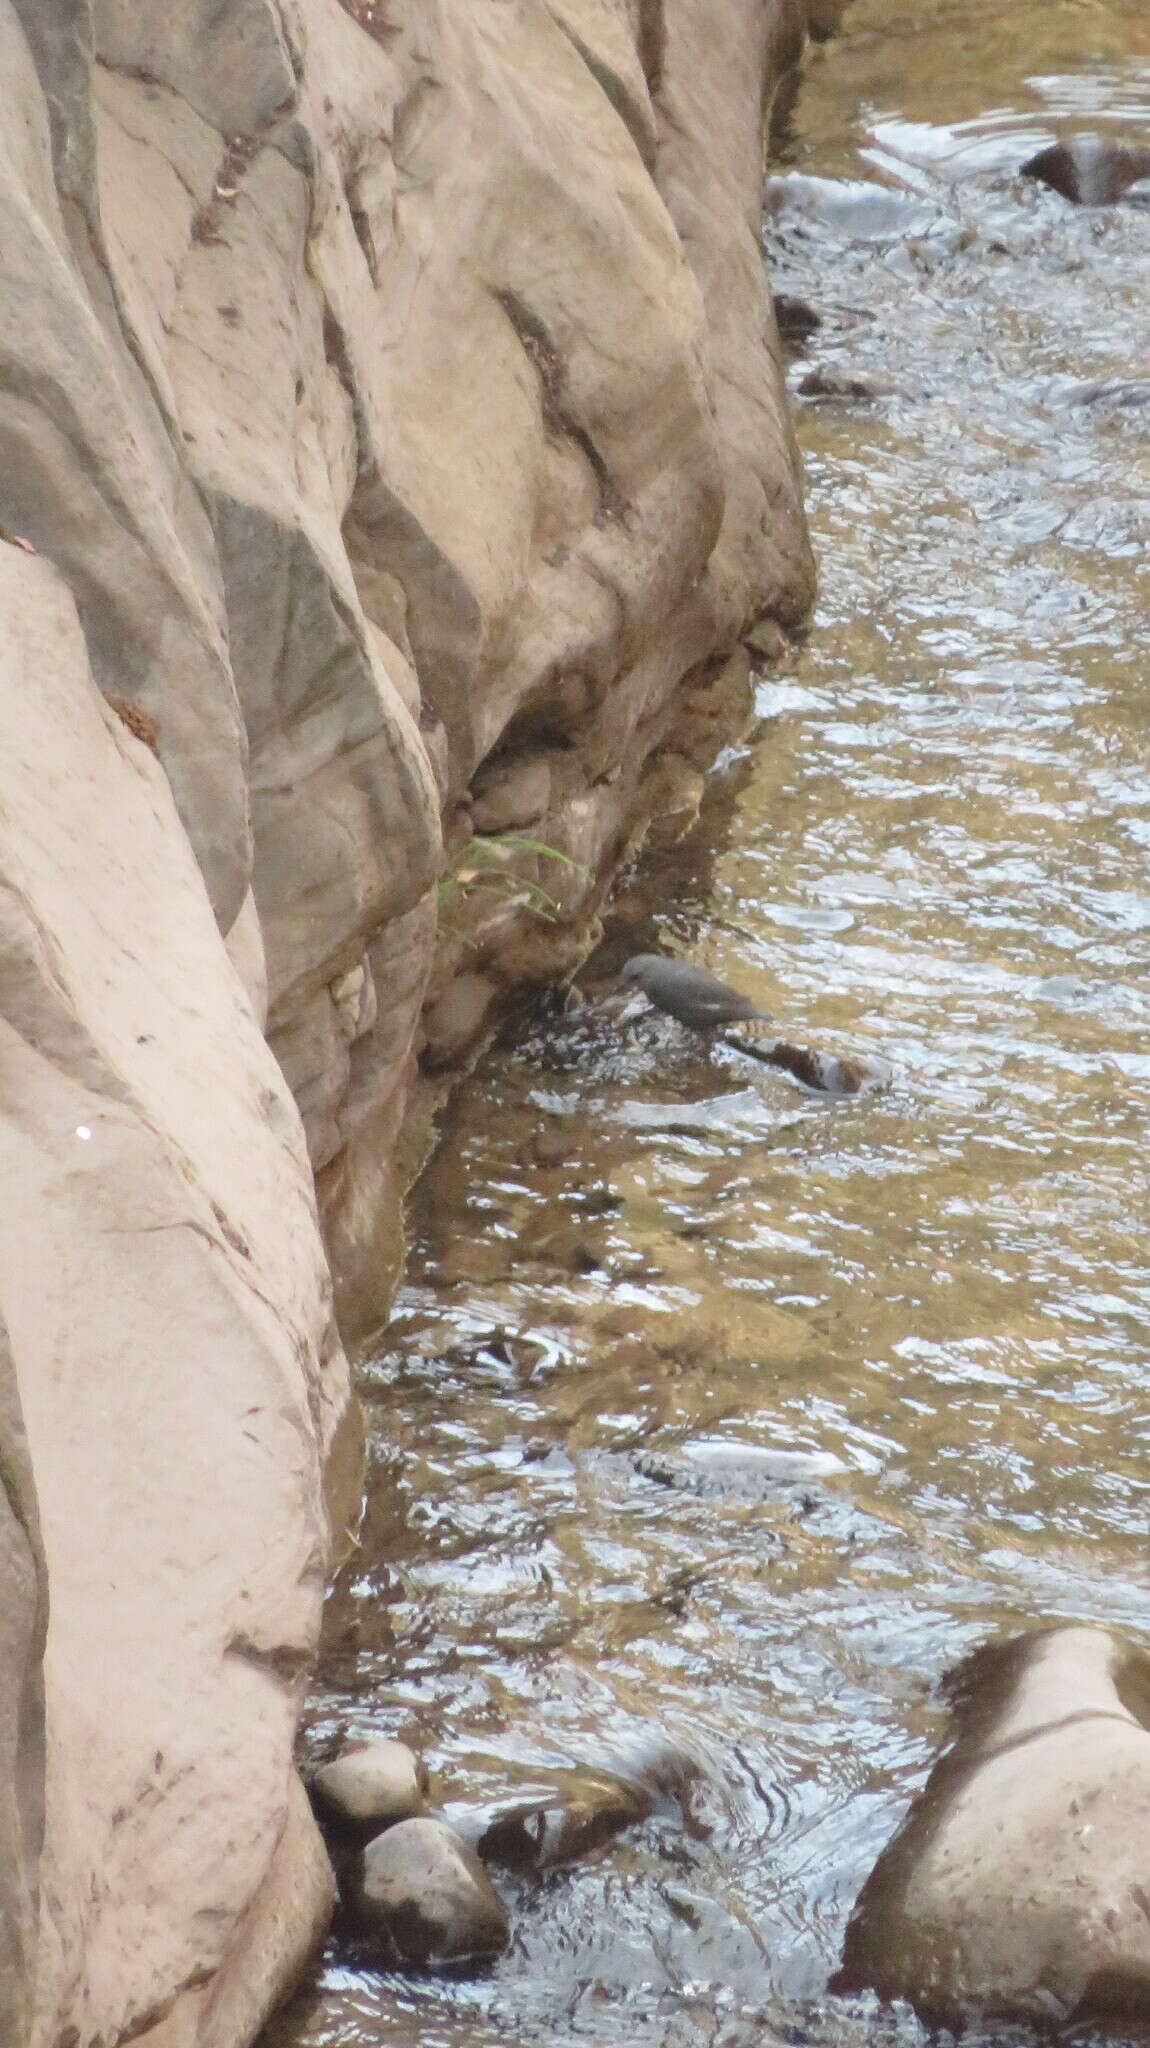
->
81;0;814;1342
0;548;346;2044
0;0;814;2038
834;1626;1150;2030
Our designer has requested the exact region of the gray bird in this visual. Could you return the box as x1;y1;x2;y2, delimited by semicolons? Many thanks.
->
618;953;771;1030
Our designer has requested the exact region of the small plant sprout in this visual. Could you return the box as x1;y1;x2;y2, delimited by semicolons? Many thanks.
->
438;833;587;925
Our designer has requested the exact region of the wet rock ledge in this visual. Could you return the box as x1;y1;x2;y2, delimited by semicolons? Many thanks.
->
0;0;816;2042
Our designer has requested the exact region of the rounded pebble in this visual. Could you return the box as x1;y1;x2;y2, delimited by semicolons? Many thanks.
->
311;1737;428;1839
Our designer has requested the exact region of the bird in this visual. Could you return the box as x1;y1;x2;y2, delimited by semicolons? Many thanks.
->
616;954;875;1095
618;954;771;1031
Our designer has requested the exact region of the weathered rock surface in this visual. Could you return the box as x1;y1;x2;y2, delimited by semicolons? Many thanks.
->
0;0;816;2037
75;0;816;1343
348;1818;510;1967
0;546;347;2043
833;1625;1150;2030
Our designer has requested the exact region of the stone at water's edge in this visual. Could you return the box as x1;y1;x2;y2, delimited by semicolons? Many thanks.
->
348;1819;511;1967
833;1626;1150;2029
0;0;815;2039
311;1740;430;1841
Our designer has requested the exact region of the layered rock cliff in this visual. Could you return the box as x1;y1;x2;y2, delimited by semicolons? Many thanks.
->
0;0;815;2040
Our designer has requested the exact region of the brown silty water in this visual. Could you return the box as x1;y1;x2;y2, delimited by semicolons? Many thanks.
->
267;3;1150;2042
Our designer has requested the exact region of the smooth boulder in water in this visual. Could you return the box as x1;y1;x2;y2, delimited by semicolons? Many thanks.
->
347;1817;510;1968
832;1625;1150;2029
310;1737;429;1841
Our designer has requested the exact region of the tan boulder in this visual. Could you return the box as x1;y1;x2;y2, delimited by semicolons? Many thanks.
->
348;1818;510;1967
420;971;502;1072
311;1739;429;1840
469;752;555;836
834;1625;1150;2029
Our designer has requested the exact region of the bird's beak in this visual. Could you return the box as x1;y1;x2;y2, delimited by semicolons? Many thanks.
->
603;982;646;1019
615;993;648;1020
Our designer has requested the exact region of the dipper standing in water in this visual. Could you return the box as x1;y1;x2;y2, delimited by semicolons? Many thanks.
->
618;953;770;1031
613;950;871;1097
617;952;873;1095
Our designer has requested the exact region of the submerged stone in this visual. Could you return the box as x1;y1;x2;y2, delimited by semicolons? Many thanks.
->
1068;379;1150;412
774;293;823;343
765;173;944;243
797;367;904;403
1020;136;1150;205
450;1742;700;1875
474;1775;653;1874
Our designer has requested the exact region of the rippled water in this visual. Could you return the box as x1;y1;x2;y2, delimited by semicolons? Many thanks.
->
267;5;1150;2043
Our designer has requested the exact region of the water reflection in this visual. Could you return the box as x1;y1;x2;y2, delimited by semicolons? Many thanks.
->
268;3;1150;2042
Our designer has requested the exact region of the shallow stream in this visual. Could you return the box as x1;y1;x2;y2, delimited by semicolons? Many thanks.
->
268;4;1150;2041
